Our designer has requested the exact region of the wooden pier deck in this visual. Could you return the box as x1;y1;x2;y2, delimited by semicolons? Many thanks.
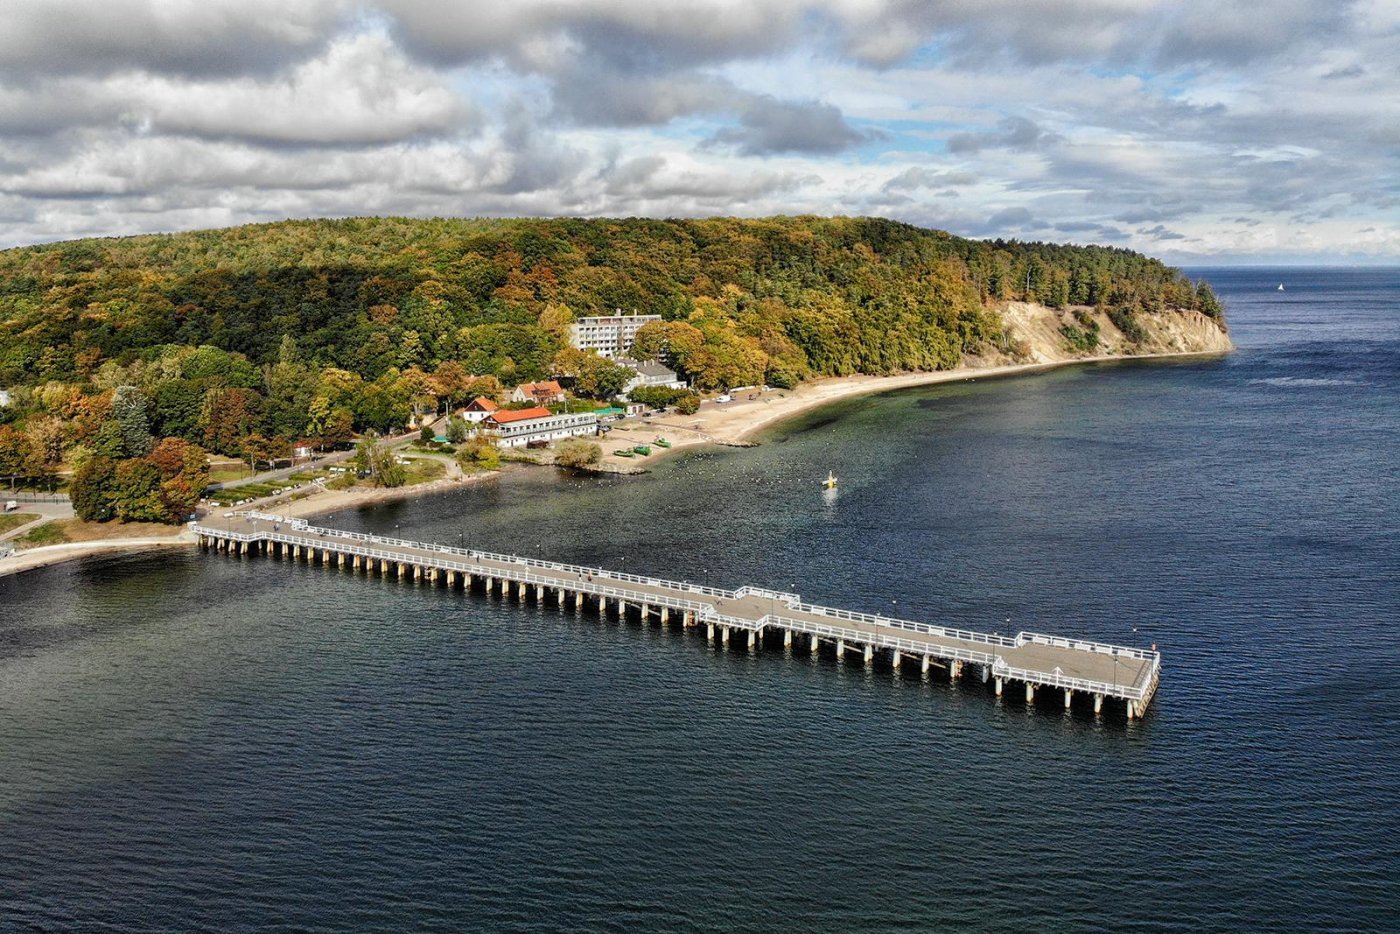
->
194;511;1161;718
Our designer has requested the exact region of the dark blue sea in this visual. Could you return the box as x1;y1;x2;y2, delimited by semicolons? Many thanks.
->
2;267;1397;930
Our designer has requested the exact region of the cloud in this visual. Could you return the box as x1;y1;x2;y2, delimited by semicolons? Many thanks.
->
0;0;1395;262
706;96;876;155
127;32;470;146
550;67;736;127
1139;224;1187;240
379;0;807;71
947;116;1057;154
985;206;1043;229
882;167;977;191
0;0;349;78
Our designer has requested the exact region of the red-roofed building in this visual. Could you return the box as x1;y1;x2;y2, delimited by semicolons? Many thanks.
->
509;380;566;405
460;396;500;423
480;407;599;448
485;406;552;425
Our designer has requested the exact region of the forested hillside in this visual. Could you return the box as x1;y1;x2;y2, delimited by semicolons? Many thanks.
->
0;215;1223;490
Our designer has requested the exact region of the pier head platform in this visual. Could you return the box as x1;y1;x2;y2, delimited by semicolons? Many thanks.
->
194;511;1161;719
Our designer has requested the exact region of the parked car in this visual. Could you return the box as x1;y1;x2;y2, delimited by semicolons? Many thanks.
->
4;500;18;513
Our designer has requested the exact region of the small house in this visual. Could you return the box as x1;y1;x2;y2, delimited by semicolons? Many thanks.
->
460;396;500;424
509;380;566;405
616;358;685;398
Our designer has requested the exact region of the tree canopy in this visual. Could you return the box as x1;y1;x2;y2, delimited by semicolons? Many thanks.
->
0;215;1222;473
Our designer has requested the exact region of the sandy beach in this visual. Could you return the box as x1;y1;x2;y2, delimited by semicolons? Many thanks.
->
0;534;196;578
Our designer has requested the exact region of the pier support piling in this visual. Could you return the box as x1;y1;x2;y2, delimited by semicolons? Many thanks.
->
995;677;1003;697
1025;683;1036;704
1094;693;1104;716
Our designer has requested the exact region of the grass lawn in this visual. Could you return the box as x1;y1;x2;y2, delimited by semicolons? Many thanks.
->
0;512;41;535
17;518;183;548
402;458;447;485
16;521;71;547
208;463;254;483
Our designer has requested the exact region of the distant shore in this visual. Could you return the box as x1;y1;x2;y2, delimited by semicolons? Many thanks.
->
0;346;1230;579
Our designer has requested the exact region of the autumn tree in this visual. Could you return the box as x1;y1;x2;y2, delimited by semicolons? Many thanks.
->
148;437;210;521
550;348;634;400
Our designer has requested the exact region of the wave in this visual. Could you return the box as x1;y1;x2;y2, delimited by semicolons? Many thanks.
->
1248;376;1365;388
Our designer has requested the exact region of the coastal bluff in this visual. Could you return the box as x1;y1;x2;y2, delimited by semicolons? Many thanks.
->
993;301;1234;366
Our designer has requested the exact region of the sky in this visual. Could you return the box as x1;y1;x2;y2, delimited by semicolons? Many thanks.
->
1;0;1397;262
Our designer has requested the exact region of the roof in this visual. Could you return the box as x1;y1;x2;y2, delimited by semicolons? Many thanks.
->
617;358;678;380
518;380;563;395
486;406;554;425
464;396;499;411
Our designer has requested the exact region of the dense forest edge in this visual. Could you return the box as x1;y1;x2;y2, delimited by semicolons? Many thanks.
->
0;215;1226;521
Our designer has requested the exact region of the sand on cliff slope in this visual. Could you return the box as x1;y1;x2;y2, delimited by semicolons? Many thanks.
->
997;301;1234;363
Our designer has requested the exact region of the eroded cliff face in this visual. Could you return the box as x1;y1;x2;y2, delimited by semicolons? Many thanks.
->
990;302;1234;365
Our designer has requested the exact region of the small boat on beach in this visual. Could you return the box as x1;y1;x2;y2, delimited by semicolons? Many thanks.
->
823;471;838;489
653;437;672;448
614;449;635;458
633;445;652;456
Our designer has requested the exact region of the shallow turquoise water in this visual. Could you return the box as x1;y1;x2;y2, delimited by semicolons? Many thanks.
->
1;268;1397;929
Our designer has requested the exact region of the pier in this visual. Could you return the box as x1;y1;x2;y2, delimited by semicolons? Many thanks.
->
194;511;1161;718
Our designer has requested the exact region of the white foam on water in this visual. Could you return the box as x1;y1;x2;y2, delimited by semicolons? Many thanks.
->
1248;376;1364;388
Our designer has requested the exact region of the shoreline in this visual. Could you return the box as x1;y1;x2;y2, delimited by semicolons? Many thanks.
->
0;347;1229;578
597;347;1232;471
0;534;196;579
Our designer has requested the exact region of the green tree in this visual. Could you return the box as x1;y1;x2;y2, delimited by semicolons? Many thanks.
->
455;434;501;472
111;385;152;457
112;458;166;522
70;455;119;522
325;408;355;448
445;416;468;444
554;438;601;468
355;434;407;487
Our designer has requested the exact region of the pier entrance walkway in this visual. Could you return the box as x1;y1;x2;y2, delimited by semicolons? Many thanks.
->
194;511;1161;718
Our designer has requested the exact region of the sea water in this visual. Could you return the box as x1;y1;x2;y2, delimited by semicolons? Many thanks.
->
1;268;1396;929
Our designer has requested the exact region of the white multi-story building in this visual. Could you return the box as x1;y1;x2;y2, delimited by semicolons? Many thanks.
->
481;408;599;448
569;313;661;359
